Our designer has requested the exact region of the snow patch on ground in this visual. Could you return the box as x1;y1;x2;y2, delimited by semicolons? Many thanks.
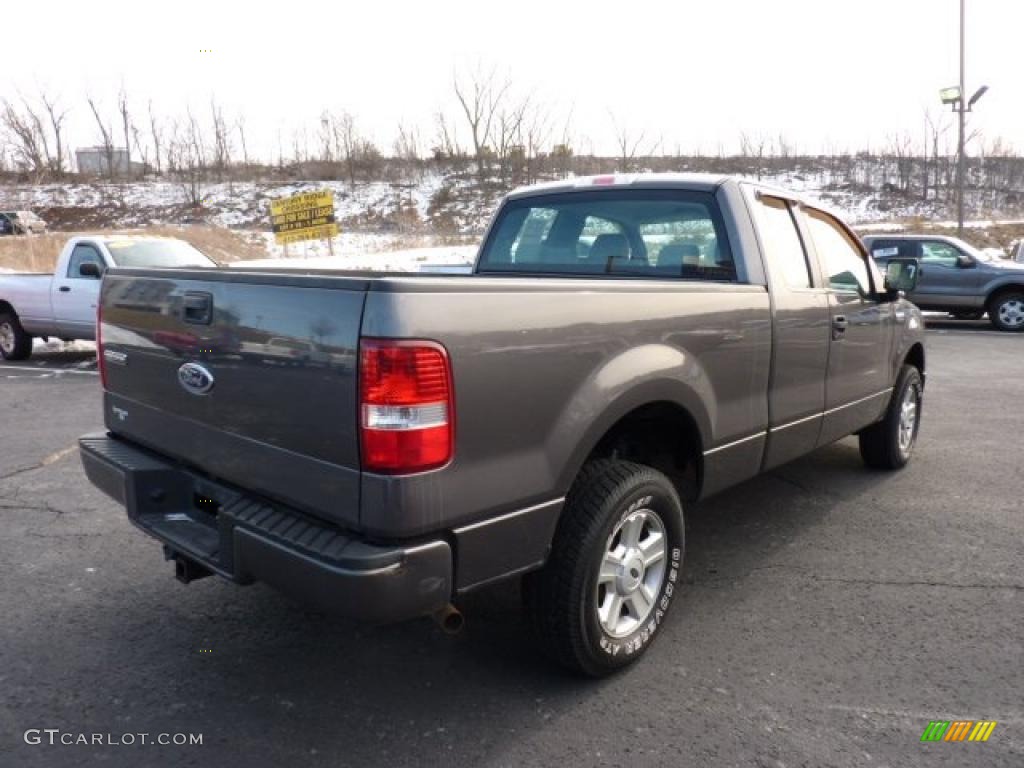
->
31;338;96;353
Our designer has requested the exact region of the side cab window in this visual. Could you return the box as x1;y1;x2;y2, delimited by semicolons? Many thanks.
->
803;208;875;295
67;244;104;279
920;240;963;267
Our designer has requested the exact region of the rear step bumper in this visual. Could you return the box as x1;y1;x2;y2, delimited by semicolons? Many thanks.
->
79;433;453;624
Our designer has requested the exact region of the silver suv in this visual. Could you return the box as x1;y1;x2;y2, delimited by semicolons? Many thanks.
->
0;211;47;236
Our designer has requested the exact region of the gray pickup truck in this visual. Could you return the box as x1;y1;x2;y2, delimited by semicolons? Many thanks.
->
863;234;1024;331
79;175;925;675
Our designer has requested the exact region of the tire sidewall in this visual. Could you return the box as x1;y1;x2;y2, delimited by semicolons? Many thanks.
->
0;315;18;360
892;367;923;464
578;476;684;671
0;312;31;360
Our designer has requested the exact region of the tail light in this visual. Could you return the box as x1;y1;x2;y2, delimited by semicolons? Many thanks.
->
96;303;107;389
359;339;454;474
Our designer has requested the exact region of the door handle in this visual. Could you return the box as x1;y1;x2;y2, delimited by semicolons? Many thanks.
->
182;291;213;325
59;286;71;293
831;315;848;340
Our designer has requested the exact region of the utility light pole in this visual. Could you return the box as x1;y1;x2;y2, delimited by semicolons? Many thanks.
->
940;0;988;236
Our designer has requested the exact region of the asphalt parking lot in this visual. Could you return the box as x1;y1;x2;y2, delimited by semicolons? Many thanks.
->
1;322;1021;768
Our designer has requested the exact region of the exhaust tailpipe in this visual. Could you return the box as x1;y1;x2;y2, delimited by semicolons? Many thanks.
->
433;603;464;634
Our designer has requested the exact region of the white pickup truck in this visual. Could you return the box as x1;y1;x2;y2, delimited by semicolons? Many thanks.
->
0;235;217;360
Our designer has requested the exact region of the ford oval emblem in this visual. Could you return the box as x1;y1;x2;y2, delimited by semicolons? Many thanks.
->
178;362;215;395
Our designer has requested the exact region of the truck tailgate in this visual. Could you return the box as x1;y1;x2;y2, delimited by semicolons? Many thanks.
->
99;269;368;528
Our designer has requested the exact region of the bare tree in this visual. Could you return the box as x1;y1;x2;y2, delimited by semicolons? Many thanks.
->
521;102;553;184
776;133;793;160
924;108;951;203
148;101;164;175
739;131;769;180
393;122;420;162
1;98;48;177
612;114;647;173
393;122;421;181
431;111;461;161
166;109;208;206
236;116;250;168
118;88;133;178
888;133;914;194
210;99;232;181
331;111;359;186
86;96;117;179
318;112;333;163
493;97;528;184
131;124;149;176
453;65;510;180
39;92;68;175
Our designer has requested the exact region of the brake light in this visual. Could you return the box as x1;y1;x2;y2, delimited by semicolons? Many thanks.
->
359;339;454;473
96;303;107;389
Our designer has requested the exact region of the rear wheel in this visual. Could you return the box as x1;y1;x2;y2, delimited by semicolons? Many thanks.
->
859;364;922;469
0;312;32;360
524;459;685;676
988;291;1024;332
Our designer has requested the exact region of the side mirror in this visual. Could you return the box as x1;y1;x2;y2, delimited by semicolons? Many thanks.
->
884;258;919;297
956;253;975;268
79;261;104;279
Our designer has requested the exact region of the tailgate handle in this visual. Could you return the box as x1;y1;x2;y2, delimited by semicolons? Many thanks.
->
182;292;213;325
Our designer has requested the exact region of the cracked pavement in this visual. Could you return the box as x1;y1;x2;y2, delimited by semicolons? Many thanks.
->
1;321;1021;767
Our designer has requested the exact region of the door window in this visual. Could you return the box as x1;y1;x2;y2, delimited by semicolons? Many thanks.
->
805;209;870;294
753;196;812;288
920;241;962;267
67;244;103;279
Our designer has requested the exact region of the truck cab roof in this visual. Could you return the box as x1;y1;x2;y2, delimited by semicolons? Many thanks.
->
505;173;730;200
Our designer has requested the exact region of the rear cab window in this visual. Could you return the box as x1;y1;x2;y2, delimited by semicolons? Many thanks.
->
477;189;736;281
868;239;918;262
105;239;217;269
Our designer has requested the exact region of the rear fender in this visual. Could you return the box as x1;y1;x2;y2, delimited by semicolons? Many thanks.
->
548;343;712;493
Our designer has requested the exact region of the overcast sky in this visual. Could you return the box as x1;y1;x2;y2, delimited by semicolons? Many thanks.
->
3;0;1021;160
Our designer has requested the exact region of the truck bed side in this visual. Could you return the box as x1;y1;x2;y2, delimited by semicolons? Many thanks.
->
0;274;56;335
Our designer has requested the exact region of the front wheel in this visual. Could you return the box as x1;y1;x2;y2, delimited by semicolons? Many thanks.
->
0;312;33;360
859;365;922;469
524;459;685;676
988;292;1024;332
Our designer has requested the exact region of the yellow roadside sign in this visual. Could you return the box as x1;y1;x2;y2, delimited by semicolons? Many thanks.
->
269;191;339;245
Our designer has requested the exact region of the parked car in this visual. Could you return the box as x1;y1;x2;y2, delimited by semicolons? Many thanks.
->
79;175;925;675
0;236;217;360
0;210;47;235
863;234;1024;331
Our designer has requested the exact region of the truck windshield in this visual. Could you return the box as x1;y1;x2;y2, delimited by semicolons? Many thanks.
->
477;189;735;280
105;239;218;268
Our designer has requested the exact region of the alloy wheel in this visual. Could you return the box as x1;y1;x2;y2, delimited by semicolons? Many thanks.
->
595;506;667;638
